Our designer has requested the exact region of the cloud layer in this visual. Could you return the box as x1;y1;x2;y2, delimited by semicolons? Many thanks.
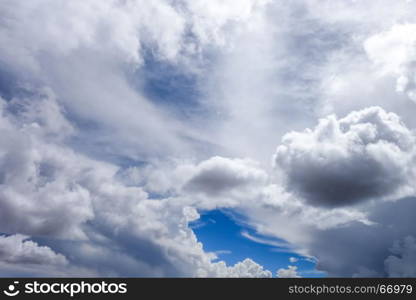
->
2;0;416;278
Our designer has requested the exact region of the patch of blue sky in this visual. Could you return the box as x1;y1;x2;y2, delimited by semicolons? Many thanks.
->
129;49;209;121
191;209;325;278
0;67;45;102
0;69;16;100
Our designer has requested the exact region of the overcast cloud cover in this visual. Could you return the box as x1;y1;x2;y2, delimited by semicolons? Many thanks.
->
1;0;416;277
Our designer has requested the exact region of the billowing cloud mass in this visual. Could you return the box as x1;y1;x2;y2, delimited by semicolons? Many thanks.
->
0;235;67;266
0;234;74;276
0;89;272;277
1;0;416;278
274;107;416;207
0;93;94;239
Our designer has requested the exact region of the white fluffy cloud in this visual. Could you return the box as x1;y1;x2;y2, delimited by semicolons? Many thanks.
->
289;257;298;263
208;258;272;278
0;0;181;68
274;106;416;207
0;234;84;276
276;265;300;278
0;0;269;71
0;93;95;239
0;235;67;266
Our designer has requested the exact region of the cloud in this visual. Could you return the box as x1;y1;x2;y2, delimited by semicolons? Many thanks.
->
183;0;271;48
274;106;416;207
0;0;272;164
241;231;293;249
0;93;95;239
276;265;300;278
385;236;416;277
210;258;272;278
289;257;298;263
0;234;87;276
0;234;67;266
119;155;269;210
1;86;410;278
365;24;416;102
184;156;267;197
296;197;416;277
0;88;272;277
0;0;185;68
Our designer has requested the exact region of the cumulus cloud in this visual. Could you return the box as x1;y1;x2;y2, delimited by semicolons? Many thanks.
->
210;258;272;278
274;106;416;207
276;265;300;278
184;156;267;195
0;234;67;266
0;234;85;276
0;93;95;239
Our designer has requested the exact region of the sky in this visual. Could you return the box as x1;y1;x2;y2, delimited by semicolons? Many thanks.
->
1;0;416;277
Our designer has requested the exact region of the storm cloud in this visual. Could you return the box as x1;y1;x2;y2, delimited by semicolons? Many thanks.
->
274;107;416;207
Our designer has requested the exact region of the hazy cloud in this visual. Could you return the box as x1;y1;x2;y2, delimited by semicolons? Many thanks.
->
289;257;298;263
385;236;416;277
365;24;416;103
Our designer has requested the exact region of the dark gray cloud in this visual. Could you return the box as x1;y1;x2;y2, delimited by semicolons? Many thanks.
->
184;156;267;196
274;107;416;207
385;236;416;277
308;197;416;277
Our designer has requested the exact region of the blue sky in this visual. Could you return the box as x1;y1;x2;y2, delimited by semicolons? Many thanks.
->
191;209;324;277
